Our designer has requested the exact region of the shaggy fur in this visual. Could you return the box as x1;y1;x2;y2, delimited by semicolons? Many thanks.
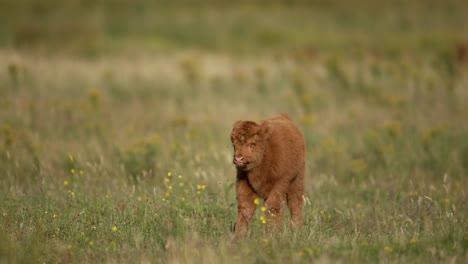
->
230;113;306;238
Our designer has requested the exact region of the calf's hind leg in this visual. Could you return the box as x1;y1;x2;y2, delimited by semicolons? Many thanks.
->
287;172;304;229
264;189;287;232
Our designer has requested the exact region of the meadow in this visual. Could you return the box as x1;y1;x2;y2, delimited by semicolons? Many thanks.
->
0;0;467;263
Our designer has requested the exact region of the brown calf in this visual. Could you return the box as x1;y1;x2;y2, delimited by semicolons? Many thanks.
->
230;113;306;238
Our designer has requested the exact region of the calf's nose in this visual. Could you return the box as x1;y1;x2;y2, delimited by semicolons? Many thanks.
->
234;156;244;163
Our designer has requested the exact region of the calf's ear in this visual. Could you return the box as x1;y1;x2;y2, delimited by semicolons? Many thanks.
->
259;121;271;140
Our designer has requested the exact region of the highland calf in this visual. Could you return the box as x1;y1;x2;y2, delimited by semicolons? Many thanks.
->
230;113;306;238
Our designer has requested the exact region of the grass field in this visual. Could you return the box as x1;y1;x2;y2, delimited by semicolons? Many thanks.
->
1;0;467;263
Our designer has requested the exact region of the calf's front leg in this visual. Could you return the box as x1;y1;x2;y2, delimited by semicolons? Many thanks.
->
235;178;257;239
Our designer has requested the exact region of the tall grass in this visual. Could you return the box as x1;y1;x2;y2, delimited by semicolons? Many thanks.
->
1;0;468;263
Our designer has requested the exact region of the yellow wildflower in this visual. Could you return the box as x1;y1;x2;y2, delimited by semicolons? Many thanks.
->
70;169;75;174
261;206;267;212
351;159;368;173
167;171;172;177
112;226;118;232
384;246;393;253
63;180;69;187
300;115;316;125
89;241;94;246
253;198;259;205
322;137;337;150
88;90;101;106
178;175;182;179
442;198;450;204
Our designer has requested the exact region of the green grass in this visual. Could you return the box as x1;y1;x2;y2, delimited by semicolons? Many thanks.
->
1;0;468;263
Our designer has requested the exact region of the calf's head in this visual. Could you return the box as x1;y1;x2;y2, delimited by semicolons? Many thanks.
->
230;120;269;171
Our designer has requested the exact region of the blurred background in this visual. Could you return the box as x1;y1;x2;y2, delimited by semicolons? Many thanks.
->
1;0;467;179
1;0;467;57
